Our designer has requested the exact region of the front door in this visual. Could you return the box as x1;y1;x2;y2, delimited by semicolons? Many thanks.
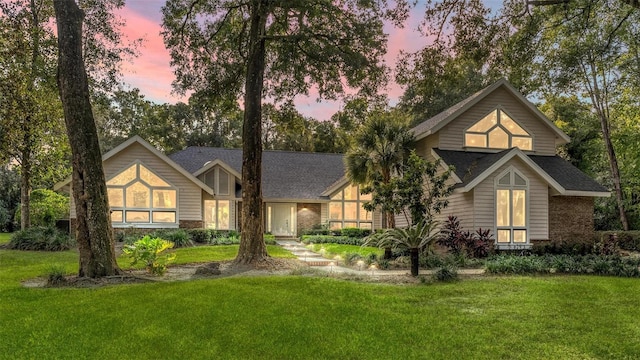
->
267;203;296;237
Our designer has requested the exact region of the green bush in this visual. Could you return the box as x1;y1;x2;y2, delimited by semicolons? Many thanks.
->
8;226;74;251
263;233;276;245
152;229;192;247
187;229;213;244
485;254;640;277
300;235;363;245
531;236;596;256
597;231;640;252
122;235;176;275
14;189;69;227
340;227;371;238
433;266;459;282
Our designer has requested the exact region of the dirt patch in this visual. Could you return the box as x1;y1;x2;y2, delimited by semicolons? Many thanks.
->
22;258;306;289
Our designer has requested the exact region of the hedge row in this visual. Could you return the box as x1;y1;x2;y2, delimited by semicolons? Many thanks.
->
596;231;640;252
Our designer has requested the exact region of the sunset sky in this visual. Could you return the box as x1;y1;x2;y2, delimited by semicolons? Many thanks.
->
114;1;498;120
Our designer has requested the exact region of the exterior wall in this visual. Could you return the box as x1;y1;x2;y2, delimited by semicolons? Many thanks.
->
548;196;594;241
436;87;558;155
179;220;204;229
320;203;328;226
297;203;321;235
70;142;203;223
473;157;549;241
202;191;238;230
415;133;439;160
437;191;474;230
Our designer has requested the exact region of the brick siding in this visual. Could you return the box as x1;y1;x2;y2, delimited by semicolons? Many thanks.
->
548;196;595;242
297;203;321;236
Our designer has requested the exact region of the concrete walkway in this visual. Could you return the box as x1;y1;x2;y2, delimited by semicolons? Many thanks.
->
276;240;485;276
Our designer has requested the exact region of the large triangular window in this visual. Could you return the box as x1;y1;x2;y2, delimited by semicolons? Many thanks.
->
465;110;532;150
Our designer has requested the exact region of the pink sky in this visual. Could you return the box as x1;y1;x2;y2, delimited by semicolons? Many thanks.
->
116;2;428;121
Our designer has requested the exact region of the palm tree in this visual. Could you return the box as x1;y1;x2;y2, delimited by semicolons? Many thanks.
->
345;110;414;260
366;219;440;276
345;110;414;230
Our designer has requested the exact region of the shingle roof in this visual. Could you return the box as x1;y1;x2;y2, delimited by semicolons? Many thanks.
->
434;149;608;193
169;147;346;200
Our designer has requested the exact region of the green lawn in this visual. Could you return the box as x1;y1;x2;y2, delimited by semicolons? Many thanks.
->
0;233;10;245
1;245;640;359
307;243;383;258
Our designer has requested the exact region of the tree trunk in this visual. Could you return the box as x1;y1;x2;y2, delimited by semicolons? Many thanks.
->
235;0;269;264
410;247;419;276
599;114;629;230
19;140;31;230
54;0;121;277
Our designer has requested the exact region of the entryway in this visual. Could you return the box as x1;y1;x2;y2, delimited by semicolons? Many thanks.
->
266;203;296;237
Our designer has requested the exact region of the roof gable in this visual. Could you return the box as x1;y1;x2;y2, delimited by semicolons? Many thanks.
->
412;79;570;145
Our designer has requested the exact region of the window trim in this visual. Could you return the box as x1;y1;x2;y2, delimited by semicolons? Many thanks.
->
107;161;179;228
328;185;373;230
494;166;530;249
464;107;534;151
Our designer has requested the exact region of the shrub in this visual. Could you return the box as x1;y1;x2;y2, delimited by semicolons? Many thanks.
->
14;189;69;227
46;264;67;286
300;235;363;246
485;254;640;278
9;226;74;251
122;235;175;275
340;227;371;238
153;229;192;248
187;229;213;244
263;233;276;245
438;216;494;259
597;231;640;252
343;252;363;265
433;266;458;282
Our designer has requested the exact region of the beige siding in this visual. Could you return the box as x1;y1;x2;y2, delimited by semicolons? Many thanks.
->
321;203;328;225
394;211;410;228
473;157;549;240
415;133;439;160
437;87;558;155
437;191;474;230
72;142;203;221
373;209;382;229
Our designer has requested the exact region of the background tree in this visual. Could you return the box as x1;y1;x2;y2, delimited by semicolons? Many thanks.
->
162;0;408;264
54;0;120;277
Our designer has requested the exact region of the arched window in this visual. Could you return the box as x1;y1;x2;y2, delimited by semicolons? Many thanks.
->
465;109;532;150
329;185;372;230
106;163;177;226
495;167;528;245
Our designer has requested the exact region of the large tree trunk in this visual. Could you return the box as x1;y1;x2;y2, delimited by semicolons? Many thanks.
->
235;0;269;265
54;0;121;277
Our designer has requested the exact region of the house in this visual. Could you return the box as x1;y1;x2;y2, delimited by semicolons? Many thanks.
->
56;78;608;246
403;78;609;248
55;136;382;237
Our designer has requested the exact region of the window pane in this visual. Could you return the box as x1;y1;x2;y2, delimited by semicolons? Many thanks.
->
512;137;532;151
107;164;137;186
359;204;372;221
218;169;230;195
204;200;216;229
344;222;358;228
204;172;215;189
359;190;372;201
153;212;176;223
218;200;230;230
153;190;176;208
126;211;150;223
111;210;123;223
344;202;357;220
468;111;498;132
498;173;511;185
500;111;529;136
488;127;509;149
359;222;372;230
107;188;123;207
329;202;342;220
496;189;510;227
126;182;150;208
330;191;343;201
344;185;357;200
140;165;170;187
514;173;527;186
497;229;511;243
514;230;527;243
465;133;487;148
330;222;342;230
513;190;526;227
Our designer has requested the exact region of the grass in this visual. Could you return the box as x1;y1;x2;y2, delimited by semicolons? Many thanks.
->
1;244;640;359
0;233;10;245
307;243;383;258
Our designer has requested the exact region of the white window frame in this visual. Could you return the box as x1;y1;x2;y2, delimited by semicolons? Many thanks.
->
328;185;373;230
106;161;178;228
464;108;534;151
494;166;530;249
